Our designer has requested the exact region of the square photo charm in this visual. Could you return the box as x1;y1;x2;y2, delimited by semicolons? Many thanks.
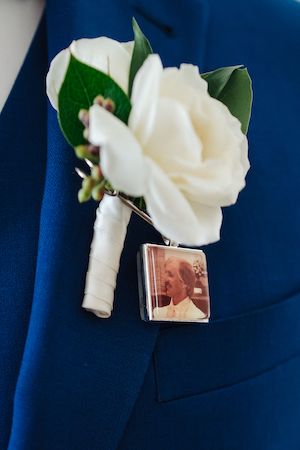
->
138;244;210;323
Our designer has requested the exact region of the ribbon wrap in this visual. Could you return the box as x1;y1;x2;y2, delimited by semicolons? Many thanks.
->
82;194;132;317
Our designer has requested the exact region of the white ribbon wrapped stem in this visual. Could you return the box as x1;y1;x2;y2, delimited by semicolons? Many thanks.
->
82;194;132;318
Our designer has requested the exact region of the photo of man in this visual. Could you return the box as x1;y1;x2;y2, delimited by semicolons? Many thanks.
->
152;256;206;321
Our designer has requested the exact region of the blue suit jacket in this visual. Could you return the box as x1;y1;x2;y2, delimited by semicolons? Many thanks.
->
1;0;300;449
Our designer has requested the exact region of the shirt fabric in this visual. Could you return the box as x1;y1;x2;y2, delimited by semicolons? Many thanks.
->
0;0;45;112
153;297;207;321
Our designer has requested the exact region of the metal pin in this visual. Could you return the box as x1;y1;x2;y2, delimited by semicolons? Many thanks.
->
75;168;87;179
84;158;93;168
104;189;179;247
161;237;179;248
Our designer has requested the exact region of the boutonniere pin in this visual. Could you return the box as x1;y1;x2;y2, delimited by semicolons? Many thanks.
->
46;19;252;322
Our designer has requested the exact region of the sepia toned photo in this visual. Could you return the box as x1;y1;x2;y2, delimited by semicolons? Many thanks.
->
140;244;210;323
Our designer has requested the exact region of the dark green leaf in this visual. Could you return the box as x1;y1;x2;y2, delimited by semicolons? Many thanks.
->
202;65;242;98
134;196;147;213
128;17;153;98
202;66;253;134
58;55;131;147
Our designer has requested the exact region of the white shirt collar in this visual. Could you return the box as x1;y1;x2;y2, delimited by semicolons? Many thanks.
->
169;297;191;310
0;0;45;112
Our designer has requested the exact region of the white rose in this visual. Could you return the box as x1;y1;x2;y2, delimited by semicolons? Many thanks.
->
46;37;134;110
89;54;250;246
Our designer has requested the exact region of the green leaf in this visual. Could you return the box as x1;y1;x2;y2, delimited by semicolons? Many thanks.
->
58;55;131;147
202;65;242;98
128;17;153;98
202;66;253;134
134;196;147;213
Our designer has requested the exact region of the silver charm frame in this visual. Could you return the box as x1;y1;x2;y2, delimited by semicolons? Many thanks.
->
138;244;210;323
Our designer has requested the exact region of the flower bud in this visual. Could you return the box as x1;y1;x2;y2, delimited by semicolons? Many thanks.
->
88;145;100;156
93;95;105;106
82;176;96;192
91;165;103;181
75;145;90;159
92;183;105;201
103;98;115;113
78;109;89;127
93;95;115;113
78;188;91;203
74;145;99;164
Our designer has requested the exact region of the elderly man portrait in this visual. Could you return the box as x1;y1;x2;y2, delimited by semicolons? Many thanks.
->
152;257;207;321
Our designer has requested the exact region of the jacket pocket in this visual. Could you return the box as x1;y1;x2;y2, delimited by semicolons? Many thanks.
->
154;292;300;402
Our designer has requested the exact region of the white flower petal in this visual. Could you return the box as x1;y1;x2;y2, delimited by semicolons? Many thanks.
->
165;97;250;207
240;135;250;174
144;158;222;245
144;98;202;172
129;54;163;144
179;63;208;92
121;41;134;55
159;66;205;109
89;105;146;196
188;201;223;244
46;37;133;110
158;65;247;209
169;156;247;207
70;37;132;93
46;48;70;110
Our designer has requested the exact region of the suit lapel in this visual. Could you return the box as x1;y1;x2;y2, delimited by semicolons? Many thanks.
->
8;1;208;449
0;17;48;449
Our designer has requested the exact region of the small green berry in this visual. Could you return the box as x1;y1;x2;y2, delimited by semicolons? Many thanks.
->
78;188;91;203
75;145;89;159
91;182;105;201
82;176;96;191
91;165;103;181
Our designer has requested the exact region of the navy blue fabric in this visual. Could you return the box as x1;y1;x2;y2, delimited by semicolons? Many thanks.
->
155;292;300;402
203;0;300;320
0;0;299;449
0;19;47;449
121;348;300;450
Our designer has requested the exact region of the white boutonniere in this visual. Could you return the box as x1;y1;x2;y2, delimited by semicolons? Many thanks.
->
46;19;252;319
